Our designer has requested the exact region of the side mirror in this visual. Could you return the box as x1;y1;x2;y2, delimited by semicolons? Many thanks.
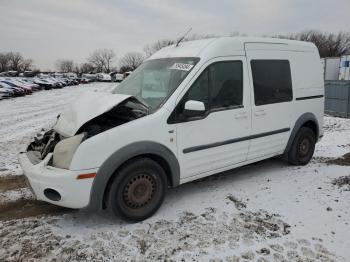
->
184;100;206;117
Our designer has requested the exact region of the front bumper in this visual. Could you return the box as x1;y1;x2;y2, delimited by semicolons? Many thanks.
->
18;152;98;209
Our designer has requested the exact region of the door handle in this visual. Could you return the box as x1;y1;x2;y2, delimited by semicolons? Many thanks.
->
234;113;248;119
254;110;266;117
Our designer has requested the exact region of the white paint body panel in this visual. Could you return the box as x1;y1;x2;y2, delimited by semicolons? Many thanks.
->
19;37;324;209
18;153;97;208
175;56;251;179
54;91;132;137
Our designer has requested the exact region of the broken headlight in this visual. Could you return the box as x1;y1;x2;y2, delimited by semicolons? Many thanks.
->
52;133;86;169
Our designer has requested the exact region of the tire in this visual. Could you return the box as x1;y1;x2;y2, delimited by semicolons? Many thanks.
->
287;127;316;165
107;158;167;221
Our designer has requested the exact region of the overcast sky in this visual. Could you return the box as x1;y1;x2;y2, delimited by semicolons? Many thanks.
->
0;0;349;70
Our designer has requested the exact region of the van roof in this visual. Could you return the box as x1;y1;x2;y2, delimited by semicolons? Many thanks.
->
148;37;317;60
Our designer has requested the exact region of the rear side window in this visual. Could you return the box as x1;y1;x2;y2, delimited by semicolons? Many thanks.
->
251;60;293;106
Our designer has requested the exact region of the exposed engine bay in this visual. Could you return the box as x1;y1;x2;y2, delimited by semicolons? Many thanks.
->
26;97;148;163
77;98;148;138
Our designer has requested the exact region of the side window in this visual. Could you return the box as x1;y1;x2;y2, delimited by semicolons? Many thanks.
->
186;68;209;109
168;61;244;124
209;61;243;109
172;69;209;122
251;60;293;106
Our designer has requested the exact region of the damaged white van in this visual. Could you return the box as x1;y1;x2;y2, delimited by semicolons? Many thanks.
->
19;37;324;221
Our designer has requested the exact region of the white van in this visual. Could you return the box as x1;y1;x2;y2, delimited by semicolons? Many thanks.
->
96;73;112;82
19;37;324;221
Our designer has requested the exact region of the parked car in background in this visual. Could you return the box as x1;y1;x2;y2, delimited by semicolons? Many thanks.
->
48;77;65;88
77;78;89;84
0;82;25;96
23;71;36;77
64;78;78;86
20;78;43;90
0;75;83;102
65;72;77;79
0;84;15;99
0;79;32;94
111;73;124;82
41;78;62;89
33;78;54;90
6;78;41;91
81;74;96;82
96;73;112;82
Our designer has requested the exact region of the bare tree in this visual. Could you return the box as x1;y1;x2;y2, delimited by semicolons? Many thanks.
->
119;52;144;71
143;39;175;57
56;59;74;73
79;62;95;74
0;52;10;72
185;33;217;41
143;34;217;57
0;52;34;72
277;30;350;58
87;48;116;73
20;59;34;72
7;52;24;71
74;64;80;74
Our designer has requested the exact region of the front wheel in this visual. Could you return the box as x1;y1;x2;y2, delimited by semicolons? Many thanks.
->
287;127;316;165
107;158;167;221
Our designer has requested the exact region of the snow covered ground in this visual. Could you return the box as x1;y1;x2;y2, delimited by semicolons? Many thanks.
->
0;83;349;261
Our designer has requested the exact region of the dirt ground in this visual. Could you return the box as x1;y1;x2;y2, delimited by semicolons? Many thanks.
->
0;175;26;193
0;175;72;221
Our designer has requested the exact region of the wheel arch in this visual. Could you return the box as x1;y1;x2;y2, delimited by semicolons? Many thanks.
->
284;112;320;154
85;141;180;211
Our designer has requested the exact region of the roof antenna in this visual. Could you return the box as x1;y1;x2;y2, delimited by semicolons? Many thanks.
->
176;27;192;47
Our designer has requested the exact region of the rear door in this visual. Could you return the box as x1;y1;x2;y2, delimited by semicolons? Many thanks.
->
171;57;252;180
245;47;294;160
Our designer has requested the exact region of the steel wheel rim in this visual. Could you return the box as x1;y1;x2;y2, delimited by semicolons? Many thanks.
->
123;174;156;209
299;138;310;157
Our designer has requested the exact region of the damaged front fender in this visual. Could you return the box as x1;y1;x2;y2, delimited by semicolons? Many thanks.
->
54;91;147;137
26;91;148;165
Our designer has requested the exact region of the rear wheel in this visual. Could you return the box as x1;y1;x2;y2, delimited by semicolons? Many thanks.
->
288;127;316;165
107;158;167;221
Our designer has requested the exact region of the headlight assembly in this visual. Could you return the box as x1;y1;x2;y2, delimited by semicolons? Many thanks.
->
52;133;85;169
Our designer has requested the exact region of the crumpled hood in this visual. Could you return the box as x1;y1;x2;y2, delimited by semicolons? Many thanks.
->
54;91;132;137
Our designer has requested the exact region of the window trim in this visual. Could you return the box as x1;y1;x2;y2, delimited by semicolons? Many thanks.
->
167;60;244;124
250;59;293;106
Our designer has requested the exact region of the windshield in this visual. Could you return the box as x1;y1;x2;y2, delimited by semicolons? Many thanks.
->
113;57;199;112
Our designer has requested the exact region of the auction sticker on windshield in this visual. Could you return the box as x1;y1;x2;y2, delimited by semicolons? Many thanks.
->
170;63;194;71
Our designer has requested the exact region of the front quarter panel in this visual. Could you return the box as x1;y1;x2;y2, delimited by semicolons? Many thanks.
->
69;107;176;171
69;107;180;210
